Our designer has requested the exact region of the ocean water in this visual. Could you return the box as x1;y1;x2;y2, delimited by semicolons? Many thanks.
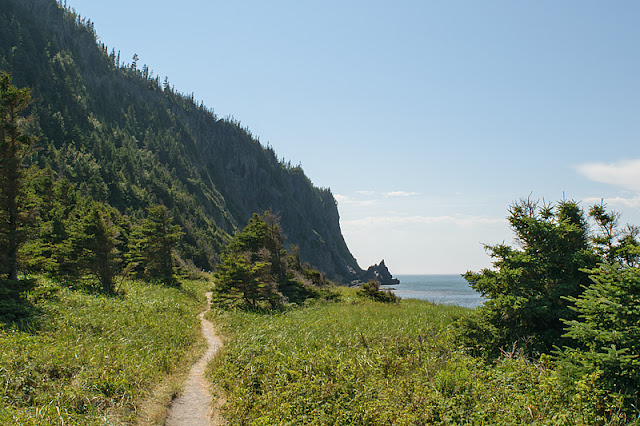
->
389;274;486;309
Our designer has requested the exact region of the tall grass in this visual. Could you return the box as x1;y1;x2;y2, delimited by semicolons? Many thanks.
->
0;276;210;425
208;291;631;425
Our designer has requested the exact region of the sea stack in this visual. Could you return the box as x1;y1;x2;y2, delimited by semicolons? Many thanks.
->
362;260;400;285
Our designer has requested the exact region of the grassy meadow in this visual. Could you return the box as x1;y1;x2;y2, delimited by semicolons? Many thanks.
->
207;289;630;425
0;276;210;425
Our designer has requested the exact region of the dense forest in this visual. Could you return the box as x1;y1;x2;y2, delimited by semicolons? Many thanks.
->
0;0;364;283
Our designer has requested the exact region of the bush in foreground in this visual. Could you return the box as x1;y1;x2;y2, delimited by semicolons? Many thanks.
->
560;263;640;414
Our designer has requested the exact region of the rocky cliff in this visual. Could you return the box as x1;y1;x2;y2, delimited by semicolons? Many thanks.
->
0;0;372;282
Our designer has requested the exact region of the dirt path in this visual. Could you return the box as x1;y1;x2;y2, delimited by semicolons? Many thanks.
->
165;292;223;426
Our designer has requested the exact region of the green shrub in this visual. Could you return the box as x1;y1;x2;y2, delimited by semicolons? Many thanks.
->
358;280;399;303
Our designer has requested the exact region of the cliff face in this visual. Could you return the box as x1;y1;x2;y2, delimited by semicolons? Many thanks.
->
0;0;364;282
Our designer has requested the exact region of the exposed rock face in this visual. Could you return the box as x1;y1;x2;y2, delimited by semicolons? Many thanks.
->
2;0;366;283
361;260;399;285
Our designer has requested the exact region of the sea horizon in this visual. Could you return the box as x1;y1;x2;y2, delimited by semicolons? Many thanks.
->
390;274;485;309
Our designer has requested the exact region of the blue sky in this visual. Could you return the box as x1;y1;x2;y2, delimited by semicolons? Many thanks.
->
66;0;640;274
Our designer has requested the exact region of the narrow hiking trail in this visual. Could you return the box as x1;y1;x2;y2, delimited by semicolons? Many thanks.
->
165;292;223;426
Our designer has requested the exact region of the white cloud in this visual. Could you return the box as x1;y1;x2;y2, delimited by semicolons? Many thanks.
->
584;196;640;209
576;158;640;192
351;190;420;198
385;191;420;197
333;194;376;206
343;214;505;228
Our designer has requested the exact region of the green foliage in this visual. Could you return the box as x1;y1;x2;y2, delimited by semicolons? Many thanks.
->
226;213;271;256
459;198;640;418
460;198;598;357
213;212;283;309
0;276;209;424
358;280;399;303
590;202;640;267
69;201;123;295
17;174;133;296
213;212;331;309
560;264;640;413
214;252;280;310
208;295;630;424
0;71;36;280
19;174;80;276
129;204;183;286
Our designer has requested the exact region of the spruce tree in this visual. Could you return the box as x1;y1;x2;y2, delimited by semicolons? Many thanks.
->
0;72;36;280
213;212;284;308
130;205;182;285
70;201;122;294
561;264;640;412
459;198;598;357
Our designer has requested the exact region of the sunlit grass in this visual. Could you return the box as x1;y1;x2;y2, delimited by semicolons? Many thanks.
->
0;276;209;425
208;289;631;425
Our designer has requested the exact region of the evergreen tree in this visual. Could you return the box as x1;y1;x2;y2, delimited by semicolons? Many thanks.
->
560;264;640;413
71;201;122;294
0;72;36;280
213;211;332;309
226;212;270;255
129;205;182;285
214;252;277;309
589;202;640;267
262;211;286;278
458;198;599;357
214;212;283;308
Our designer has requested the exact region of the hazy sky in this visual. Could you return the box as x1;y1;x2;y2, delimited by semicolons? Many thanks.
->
66;0;640;274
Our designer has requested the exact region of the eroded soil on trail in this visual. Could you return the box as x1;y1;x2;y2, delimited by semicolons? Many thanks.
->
165;293;223;426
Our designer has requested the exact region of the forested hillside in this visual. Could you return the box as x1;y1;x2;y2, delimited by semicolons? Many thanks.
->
0;0;363;281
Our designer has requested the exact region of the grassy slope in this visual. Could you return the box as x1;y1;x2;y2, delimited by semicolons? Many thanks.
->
207;289;628;425
0;277;210;425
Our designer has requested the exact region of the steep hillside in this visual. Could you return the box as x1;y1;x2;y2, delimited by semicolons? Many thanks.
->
0;0;364;281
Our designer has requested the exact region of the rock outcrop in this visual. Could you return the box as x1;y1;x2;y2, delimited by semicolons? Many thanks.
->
360;260;399;285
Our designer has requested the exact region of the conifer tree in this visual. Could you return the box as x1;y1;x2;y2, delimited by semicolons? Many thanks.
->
459;198;598;357
214;253;276;309
72;202;121;294
561;264;640;412
129;205;182;285
590;202;640;267
0;72;36;280
213;211;332;308
214;212;285;308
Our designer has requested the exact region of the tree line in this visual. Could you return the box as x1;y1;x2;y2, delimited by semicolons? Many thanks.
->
1;72;183;294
